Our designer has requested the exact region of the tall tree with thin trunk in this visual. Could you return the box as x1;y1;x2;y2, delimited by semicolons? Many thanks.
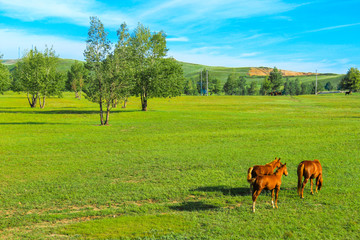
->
67;60;86;99
83;16;111;125
130;23;183;111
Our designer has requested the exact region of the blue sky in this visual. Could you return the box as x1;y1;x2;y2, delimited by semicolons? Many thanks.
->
0;0;360;73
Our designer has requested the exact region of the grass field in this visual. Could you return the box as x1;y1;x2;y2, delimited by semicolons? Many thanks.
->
0;92;359;239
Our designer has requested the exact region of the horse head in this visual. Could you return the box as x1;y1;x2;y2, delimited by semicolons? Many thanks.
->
280;163;288;176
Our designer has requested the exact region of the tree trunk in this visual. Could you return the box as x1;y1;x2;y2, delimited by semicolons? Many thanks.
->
112;99;118;108
75;91;79;99
122;98;127;108
39;96;46;109
141;98;147;111
27;93;37;108
99;97;104;125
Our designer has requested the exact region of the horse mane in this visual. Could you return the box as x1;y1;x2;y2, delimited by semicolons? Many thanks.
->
274;163;286;174
265;157;279;165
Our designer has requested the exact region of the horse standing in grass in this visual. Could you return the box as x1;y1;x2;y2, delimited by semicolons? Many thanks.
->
247;157;282;193
297;160;323;198
250;163;288;213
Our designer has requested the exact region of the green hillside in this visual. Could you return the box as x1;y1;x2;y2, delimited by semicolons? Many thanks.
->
2;58;344;87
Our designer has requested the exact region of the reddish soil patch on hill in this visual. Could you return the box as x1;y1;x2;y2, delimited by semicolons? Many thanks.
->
249;67;314;76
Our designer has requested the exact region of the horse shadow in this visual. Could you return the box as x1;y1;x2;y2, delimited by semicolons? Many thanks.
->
169;201;219;212
191;185;250;196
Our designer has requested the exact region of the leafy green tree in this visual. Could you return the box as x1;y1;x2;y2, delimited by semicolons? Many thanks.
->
247;81;258;96
294;78;301;95
339;67;360;92
301;82;310;95
83;16;111;125
269;67;283;91
0;54;11;94
283;78;290;95
210;78;222;95
12;47;64;108
184;78;197;95
247;81;258;95
67;60;87;99
130;23;183;111
260;76;272;95
324;81;333;91
223;74;237;95
236;76;247;95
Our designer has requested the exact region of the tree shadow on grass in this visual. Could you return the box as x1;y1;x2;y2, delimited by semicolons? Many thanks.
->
0;109;141;115
192;186;251;196
169;201;219;212
0;122;73;125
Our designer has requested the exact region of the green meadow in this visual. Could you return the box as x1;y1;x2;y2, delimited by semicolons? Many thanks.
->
0;92;359;239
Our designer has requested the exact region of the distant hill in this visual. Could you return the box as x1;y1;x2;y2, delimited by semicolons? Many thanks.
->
2;58;344;87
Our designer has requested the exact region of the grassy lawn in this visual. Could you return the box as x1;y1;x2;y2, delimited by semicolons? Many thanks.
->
0;92;359;239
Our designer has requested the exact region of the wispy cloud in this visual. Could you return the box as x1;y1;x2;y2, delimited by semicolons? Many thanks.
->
305;22;360;33
0;0;135;28
0;28;85;60
167;37;189;42
139;0;304;23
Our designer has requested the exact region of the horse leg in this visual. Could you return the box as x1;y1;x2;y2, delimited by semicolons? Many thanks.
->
252;189;261;213
275;187;280;209
301;178;309;198
271;189;275;208
310;178;314;194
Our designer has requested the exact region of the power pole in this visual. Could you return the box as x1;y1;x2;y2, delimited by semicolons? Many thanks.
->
315;69;318;95
200;70;203;96
206;70;208;96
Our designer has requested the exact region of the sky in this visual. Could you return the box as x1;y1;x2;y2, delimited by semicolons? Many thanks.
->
0;0;360;74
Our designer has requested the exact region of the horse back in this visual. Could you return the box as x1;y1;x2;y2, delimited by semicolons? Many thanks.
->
252;165;273;177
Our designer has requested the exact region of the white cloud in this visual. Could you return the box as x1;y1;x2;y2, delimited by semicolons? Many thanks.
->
168;49;347;73
0;28;85;60
305;22;360;33
0;0;135;28
167;37;189;42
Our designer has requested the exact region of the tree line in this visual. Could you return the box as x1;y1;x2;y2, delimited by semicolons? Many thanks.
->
182;67;360;96
0;17;184;125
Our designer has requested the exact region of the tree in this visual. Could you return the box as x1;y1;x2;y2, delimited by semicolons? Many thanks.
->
260;76;272;95
209;78;222;95
67;61;87;99
83;16;111;125
12;47;64;108
223;74;237;95
324;81;333;91
0;54;11;94
269;67;283;92
247;81;258;95
339;67;360;92
236;76;247;95
130;23;183;111
294;78;301;95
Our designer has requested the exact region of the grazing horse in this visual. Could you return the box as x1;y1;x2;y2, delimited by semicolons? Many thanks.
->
345;90;352;95
247;157;281;193
297;160;323;198
250;163;288;212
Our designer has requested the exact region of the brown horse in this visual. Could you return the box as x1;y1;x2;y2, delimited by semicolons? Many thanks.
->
297;160;323;198
247;157;281;193
250;163;288;212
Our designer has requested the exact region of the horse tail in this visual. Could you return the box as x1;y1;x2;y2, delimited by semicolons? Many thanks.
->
247;167;254;183
297;162;305;195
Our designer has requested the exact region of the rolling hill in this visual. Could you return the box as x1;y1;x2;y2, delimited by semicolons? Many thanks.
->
2;58;344;87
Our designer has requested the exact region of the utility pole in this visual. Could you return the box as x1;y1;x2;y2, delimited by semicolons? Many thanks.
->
206;70;208;96
200;70;203;96
315;69;318;95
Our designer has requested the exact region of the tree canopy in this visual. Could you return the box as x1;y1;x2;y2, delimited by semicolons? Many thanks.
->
339;67;360;92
